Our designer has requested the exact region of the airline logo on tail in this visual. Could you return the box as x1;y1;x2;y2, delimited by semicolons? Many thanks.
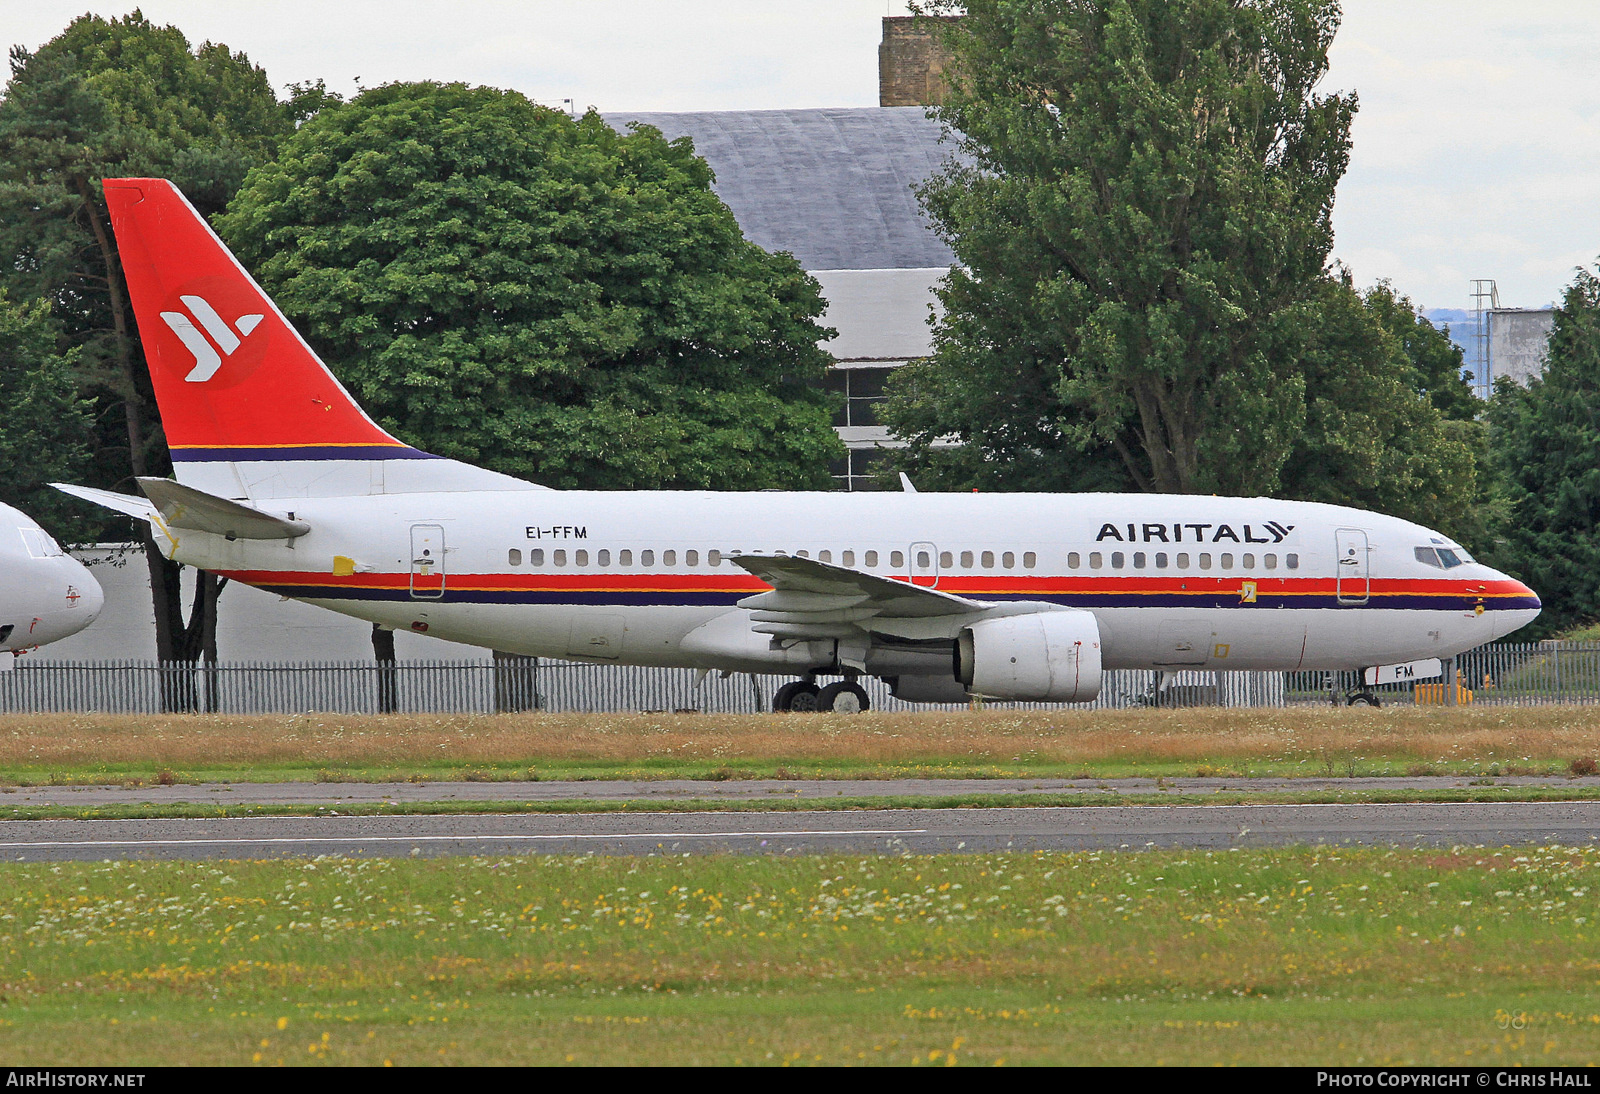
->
159;294;265;382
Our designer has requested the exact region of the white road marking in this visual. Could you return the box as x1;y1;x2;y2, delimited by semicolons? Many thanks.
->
0;828;929;850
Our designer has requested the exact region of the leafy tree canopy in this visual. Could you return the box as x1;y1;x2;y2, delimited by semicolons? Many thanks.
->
218;81;842;489
890;0;1357;497
1486;267;1600;636
0;290;96;536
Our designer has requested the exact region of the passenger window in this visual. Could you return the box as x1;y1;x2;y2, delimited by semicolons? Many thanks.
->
1242;553;1254;569
554;549;567;566
981;551;995;568
1155;552;1168;568
1111;552;1125;569
575;549;589;566
917;550;931;567
508;549;522;566
663;550;676;566
1199;553;1211;570
939;551;953;568
619;549;632;566
1023;551;1036;569
865;550;878;567
819;550;831;563
890;550;904;568
598;549;611;566
1068;552;1080;569
685;550;698;566
708;550;720;567
641;550;654;566
1133;552;1146;569
1286;553;1299;570
843;551;856;567
797;550;810;558
1220;553;1233;569
530;548;544;566
1089;552;1103;569
1002;551;1015;569
1263;553;1276;570
960;551;974;567
1176;553;1189;568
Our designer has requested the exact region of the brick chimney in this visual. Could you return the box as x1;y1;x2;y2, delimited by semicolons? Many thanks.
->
879;15;960;107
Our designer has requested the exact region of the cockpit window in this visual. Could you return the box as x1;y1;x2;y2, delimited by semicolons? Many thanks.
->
1436;548;1464;568
18;528;61;558
1414;546;1443;568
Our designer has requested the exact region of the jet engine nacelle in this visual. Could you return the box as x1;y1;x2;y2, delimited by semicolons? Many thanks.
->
956;610;1102;703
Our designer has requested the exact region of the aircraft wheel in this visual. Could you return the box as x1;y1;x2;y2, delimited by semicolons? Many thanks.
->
1347;692;1381;707
817;681;870;714
773;681;821;712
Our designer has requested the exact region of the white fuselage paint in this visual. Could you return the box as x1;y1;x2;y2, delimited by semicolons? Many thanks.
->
0;502;104;653
161;488;1538;678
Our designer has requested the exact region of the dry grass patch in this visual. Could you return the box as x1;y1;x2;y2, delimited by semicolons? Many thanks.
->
1;706;1599;783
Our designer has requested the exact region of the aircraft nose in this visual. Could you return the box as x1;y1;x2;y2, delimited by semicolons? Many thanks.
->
1492;572;1541;639
55;558;104;640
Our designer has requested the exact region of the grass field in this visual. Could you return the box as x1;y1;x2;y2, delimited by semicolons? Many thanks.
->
2;846;1597;1066
3;707;1599;787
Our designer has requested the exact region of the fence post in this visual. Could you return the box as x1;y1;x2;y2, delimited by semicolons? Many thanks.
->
1442;656;1456;707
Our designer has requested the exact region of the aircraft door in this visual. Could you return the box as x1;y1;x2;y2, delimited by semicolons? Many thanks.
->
410;524;446;599
909;541;939;588
1335;528;1369;606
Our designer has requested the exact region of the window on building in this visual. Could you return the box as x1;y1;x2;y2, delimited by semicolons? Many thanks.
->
830;445;893;492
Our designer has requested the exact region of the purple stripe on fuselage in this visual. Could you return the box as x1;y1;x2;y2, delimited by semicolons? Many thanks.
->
169;446;441;462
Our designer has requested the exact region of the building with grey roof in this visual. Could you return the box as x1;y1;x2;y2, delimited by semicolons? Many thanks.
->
606;106;959;490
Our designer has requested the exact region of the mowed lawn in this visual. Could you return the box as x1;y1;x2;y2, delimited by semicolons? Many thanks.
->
2;847;1598;1066
3;706;1600;785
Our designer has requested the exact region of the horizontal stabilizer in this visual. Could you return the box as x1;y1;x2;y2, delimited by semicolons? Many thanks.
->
51;482;156;522
137;478;310;540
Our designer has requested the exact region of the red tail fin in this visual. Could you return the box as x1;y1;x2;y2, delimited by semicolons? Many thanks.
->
104;178;418;463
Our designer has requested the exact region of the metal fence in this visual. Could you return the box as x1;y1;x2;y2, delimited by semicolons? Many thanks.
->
0;641;1594;714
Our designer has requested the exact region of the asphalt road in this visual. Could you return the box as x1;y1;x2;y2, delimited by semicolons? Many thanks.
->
6;774;1598;807
2;801;1599;860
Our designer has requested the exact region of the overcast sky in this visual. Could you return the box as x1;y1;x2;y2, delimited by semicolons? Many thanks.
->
4;0;1596;310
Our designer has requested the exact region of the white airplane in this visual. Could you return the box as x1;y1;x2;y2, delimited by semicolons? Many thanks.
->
57;178;1541;711
0;501;103;658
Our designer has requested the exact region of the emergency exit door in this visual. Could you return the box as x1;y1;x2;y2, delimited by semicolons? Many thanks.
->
410;524;446;599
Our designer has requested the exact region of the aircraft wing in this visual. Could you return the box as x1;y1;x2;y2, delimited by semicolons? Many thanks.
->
731;553;980;640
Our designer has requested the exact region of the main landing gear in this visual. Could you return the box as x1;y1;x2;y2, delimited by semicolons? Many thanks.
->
772;674;871;714
1327;672;1382;707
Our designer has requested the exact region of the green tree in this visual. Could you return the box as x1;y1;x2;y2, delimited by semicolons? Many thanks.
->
885;0;1356;495
1486;267;1600;636
1275;276;1481;543
0;12;292;675
0;291;96;535
217;82;842;490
